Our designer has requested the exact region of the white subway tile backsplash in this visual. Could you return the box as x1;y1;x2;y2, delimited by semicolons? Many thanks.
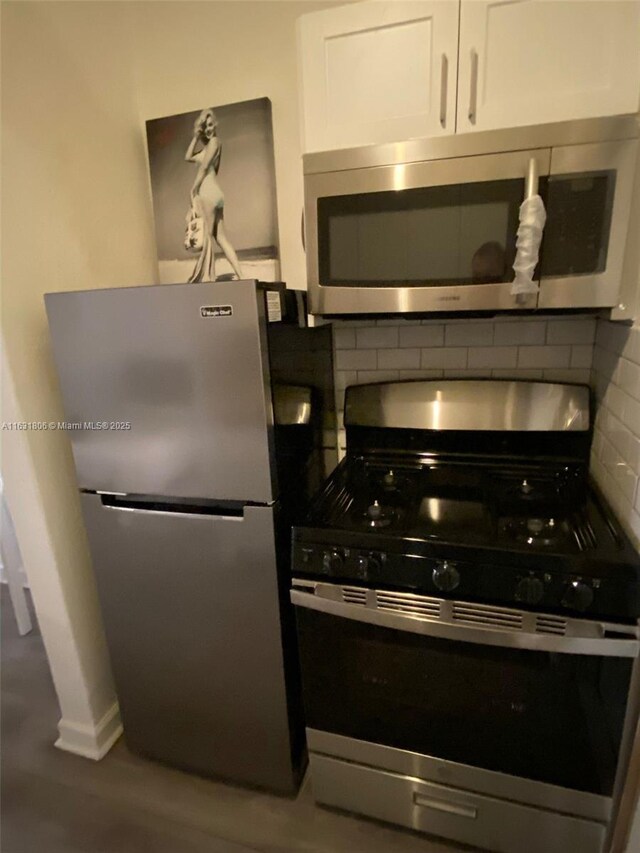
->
618;359;640;401
492;369;543;379
356;326;398;348
593;346;621;385
357;370;399;384
518;346;571;369
397;369;444;379
626;430;640;473
445;322;493;347
399;324;444;348
378;348;421;369
421;347;467;369
616;468;638;508
570;345;594;369
335;370;358;391
335;349;377;370
621;392;640;438
443;369;488;378
592;428;604;459
595;320;631;355
627;327;640;365
542;368;591;384
599;410;635;470
602;383;626;422
494;321;545;346
591;319;640;551
547;318;596;345
333;327;356;349
468;347;518;369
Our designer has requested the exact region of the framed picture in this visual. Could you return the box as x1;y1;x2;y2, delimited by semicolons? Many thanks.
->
146;97;279;284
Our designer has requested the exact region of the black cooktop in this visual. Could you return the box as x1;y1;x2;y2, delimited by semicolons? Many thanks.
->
311;456;591;553
293;453;640;621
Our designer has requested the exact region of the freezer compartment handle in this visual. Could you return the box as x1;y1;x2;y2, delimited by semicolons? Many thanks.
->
99;494;245;520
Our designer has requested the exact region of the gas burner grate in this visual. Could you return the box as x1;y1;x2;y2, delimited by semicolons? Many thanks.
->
572;517;597;551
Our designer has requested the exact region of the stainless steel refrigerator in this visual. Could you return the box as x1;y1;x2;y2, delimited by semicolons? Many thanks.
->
45;280;335;793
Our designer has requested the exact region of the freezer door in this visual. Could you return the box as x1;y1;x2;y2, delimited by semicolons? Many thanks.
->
80;493;301;793
45;281;275;502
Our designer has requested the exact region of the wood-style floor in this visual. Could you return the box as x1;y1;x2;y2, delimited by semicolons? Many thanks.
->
1;590;474;853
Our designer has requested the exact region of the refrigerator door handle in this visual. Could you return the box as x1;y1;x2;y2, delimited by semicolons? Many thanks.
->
99;494;245;521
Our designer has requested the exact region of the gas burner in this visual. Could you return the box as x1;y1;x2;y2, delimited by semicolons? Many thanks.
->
500;477;559;503
383;469;396;488
503;517;563;547
364;467;413;495
364;500;396;528
520;479;534;495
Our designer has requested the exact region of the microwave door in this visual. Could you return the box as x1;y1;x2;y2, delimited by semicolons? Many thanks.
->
305;147;551;315
538;139;637;310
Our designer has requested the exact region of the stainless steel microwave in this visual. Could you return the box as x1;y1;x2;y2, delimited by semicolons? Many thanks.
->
303;115;639;316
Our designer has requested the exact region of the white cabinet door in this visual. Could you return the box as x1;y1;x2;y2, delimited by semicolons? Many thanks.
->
457;0;640;134
298;1;460;152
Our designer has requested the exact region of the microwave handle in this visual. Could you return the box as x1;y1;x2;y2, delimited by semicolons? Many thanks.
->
290;588;640;658
525;157;539;200
514;156;546;305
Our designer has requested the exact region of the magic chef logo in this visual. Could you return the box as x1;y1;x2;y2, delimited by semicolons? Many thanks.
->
200;305;233;318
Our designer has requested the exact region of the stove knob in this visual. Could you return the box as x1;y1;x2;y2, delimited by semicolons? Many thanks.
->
561;580;594;612
322;549;344;574
357;553;382;576
432;561;460;592
515;576;544;606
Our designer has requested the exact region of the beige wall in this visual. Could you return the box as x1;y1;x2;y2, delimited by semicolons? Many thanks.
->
0;0;341;753
1;0;157;753
125;0;341;289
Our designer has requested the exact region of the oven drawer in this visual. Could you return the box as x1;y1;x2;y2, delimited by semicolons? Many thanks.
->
310;753;607;853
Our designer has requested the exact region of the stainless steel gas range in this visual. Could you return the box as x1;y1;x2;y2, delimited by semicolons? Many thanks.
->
291;379;640;853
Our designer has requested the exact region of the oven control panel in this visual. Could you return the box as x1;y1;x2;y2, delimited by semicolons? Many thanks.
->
291;539;634;619
297;544;387;582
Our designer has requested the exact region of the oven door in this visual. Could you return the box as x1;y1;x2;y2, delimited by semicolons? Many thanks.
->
305;149;551;315
292;583;639;807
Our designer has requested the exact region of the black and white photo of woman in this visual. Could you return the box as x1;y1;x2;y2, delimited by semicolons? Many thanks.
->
185;108;242;282
146;98;279;285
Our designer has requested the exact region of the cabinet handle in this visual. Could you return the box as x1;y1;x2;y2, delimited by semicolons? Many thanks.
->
301;207;306;252
439;53;448;128
468;49;479;125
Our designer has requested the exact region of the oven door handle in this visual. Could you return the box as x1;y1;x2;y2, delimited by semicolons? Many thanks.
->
290;589;640;658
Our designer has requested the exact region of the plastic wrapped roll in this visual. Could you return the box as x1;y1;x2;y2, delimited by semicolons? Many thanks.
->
511;194;546;296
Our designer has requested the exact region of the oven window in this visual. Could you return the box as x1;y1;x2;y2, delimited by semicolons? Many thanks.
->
540;170;615;278
318;179;528;287
296;608;632;796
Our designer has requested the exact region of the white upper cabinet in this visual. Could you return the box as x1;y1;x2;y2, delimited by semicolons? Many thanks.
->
298;1;640;152
297;1;460;152
457;0;640;134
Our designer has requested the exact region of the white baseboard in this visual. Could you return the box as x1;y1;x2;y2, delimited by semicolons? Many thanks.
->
55;702;123;760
